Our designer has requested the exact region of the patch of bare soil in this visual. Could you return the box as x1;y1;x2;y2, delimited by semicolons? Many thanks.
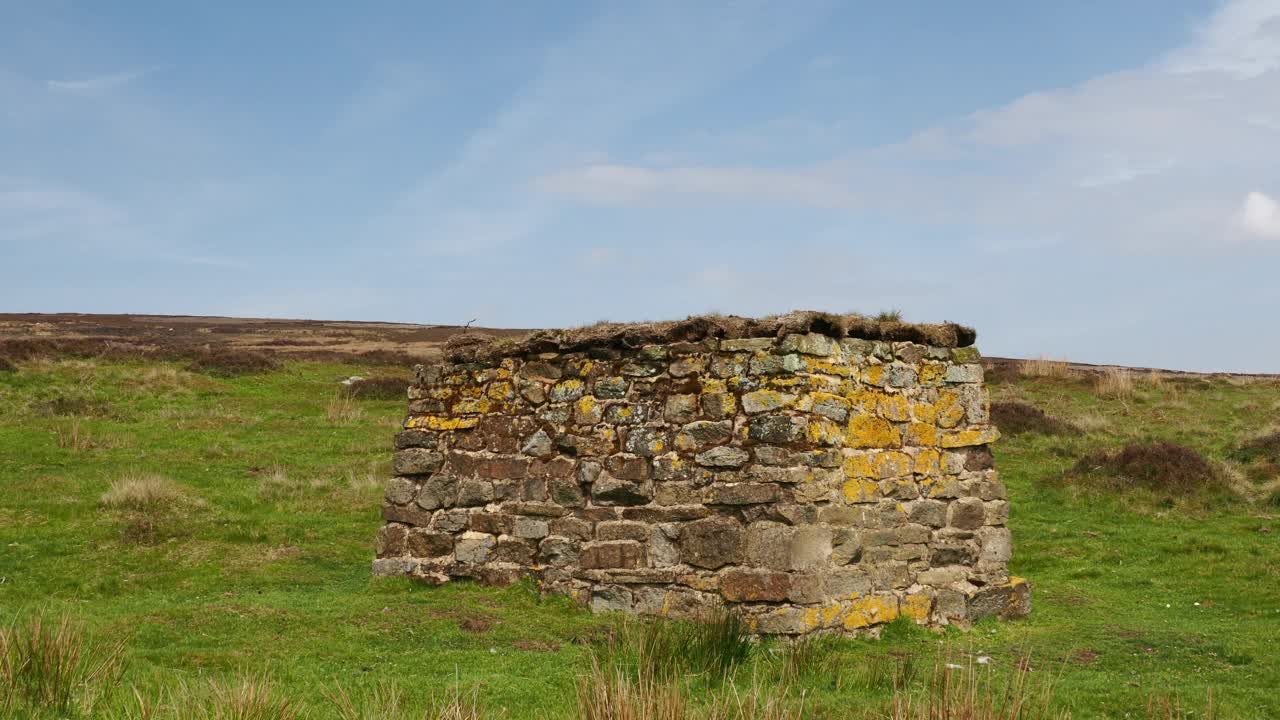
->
1068;442;1221;494
990;401;1080;437
511;639;561;652
459;615;495;634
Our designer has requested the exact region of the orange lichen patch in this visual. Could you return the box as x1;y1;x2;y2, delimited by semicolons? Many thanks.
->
901;592;932;621
427;386;455;400
876;393;910;422
845;390;878;415
940;427;1000;448
919;475;961;498
701;378;728;394
453;397;494;415
842;477;880;503
934;390;965;428
806;417;844;446
842;594;900;629
487;381;514;400
918;363;946;385
802;357;853;377
912;448;942;474
405;415;478;431
905;422;938;447
845;416;901;448
862;365;885;387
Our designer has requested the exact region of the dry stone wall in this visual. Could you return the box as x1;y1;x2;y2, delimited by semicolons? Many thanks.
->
373;314;1029;634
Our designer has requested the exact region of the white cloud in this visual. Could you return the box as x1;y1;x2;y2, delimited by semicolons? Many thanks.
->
1240;190;1280;238
534;0;1280;254
1163;0;1280;77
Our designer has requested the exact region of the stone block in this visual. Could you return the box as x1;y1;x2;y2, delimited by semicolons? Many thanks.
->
679;516;744;569
579;540;647;570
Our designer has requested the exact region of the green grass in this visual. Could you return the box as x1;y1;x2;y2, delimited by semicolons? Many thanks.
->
1;358;1277;717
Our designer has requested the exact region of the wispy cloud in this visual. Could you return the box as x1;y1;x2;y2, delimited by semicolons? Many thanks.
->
534;0;1280;253
371;1;833;256
47;66;156;94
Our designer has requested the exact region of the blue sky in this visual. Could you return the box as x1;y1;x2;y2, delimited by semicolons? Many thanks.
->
3;1;1279;372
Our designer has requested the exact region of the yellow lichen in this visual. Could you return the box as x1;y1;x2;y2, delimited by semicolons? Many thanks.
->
803;357;853;377
862;365;885;386
842;595;899;630
935;390;965;428
876;393;910;421
905;422;938;447
845;416;902;448
453;397;493;414
940;427;1000;448
917;363;945;385
901;593;932;621
806;417;844;446
841;477;880;503
913;448;942;475
404;415;478;431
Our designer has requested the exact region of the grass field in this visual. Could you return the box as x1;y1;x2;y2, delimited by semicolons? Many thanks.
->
1;356;1277;718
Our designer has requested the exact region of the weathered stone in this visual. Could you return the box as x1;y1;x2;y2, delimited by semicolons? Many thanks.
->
944;364;983;384
700;392;735;419
624;428;668;457
384;477;419;506
415;475;458;510
593;377;629;399
720;569;790;602
579;540;646;570
747;414;807;444
604;403;647;425
521;430;554;457
539;536;580;565
948;497;986;530
780;332;839;356
596;520;651;543
741;390;797;414
705;482;779;505
592;472;653;505
548;379;587;402
675;420;734;450
749;353;803;376
520;361;562;382
679;517;744;569
376;524;408;557
393;448;444;476
590;585;633;613
454;532;495;563
908;499;948;527
744;522;793;570
456;478;495;506
664;394;699;423
406;529;453;558
423;509;465;533
886;364;918;389
669;357;705;377
790;526;832;571
720;337;774;352
395;430;438;450
695;446;750;468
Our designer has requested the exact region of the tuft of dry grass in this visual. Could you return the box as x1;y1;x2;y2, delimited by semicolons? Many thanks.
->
1095;368;1135;399
1020;357;1076;380
54;417;95;451
888;652;1067;720
100;472;201;544
325;681;487;720
326;389;365;423
0;614;126;717
100;473;193;512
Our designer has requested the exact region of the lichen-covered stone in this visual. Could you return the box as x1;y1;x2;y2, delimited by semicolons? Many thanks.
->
377;314;1021;634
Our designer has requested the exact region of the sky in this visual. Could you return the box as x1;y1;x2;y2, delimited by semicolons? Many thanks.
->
2;0;1279;372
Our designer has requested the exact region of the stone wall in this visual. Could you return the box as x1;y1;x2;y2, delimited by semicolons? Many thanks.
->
373;313;1029;634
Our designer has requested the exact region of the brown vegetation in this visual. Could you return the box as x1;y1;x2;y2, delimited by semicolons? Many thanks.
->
444;310;976;363
990;402;1080;437
1068;442;1221;494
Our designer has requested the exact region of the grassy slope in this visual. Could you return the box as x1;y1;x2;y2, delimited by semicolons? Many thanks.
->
0;360;1276;718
